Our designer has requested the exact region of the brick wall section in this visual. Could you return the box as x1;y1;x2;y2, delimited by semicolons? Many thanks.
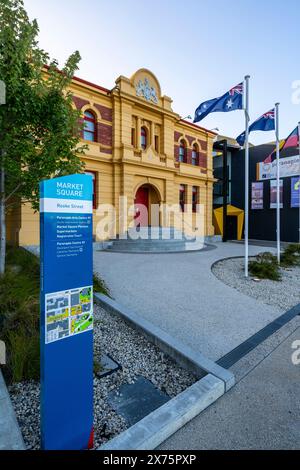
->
199;151;207;168
98;122;112;146
72;97;113;122
174;145;179;161
94;104;113;122
186;148;192;164
73;96;89;109
174;131;183;142
186;135;195;146
198;139;207;151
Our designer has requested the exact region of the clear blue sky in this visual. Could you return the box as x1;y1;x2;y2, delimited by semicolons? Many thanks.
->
24;0;300;144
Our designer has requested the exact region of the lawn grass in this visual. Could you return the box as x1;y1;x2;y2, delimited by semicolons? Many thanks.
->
0;246;109;384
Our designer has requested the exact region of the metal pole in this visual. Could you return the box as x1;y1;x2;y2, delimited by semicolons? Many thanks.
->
298;122;300;244
275;103;280;263
244;75;250;277
222;140;228;242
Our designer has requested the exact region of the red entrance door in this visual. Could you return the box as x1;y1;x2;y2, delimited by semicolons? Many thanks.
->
134;186;149;227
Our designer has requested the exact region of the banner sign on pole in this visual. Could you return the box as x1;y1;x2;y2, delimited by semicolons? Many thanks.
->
270;179;283;209
251;182;264;209
291;176;300;208
257;154;300;180
40;173;94;450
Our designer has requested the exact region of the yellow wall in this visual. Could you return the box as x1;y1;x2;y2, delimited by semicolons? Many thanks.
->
9;68;216;245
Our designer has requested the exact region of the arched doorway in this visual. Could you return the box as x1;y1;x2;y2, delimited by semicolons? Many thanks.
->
134;184;161;227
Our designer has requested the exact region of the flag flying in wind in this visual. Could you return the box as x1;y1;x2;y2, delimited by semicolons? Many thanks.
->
263;126;299;163
193;83;243;123
263;140;285;163
236;109;275;147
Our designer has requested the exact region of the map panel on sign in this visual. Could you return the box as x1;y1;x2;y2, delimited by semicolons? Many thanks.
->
45;286;93;344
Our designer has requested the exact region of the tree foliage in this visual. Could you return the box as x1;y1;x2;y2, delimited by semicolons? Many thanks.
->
0;0;86;212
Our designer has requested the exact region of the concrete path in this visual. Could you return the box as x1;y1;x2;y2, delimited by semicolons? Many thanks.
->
158;324;300;450
94;242;281;362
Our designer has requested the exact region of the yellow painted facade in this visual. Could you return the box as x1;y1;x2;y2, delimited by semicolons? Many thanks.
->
7;68;216;245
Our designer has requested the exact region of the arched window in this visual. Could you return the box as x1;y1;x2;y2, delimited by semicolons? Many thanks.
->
141;127;147;150
83;110;96;142
192;144;198;166
179;140;186;163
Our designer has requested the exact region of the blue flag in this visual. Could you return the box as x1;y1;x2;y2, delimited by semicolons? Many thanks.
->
193;82;244;123
236;109;275;146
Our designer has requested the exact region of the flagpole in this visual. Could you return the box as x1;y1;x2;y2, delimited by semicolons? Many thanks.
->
298;121;300;244
275;103;280;263
244;75;250;277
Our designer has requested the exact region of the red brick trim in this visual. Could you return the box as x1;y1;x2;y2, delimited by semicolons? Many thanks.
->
186;135;195;146
199;152;207;168
198;139;208;151
174;144;179;162
174;131;183;142
97;122;112;146
73;96;90;109
94;104;113;122
180;119;217;136
72;75;110;94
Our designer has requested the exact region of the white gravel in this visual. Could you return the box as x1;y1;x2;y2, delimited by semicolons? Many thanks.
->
9;303;195;449
212;257;300;312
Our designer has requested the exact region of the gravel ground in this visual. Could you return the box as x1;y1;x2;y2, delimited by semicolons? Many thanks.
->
212;257;300;311
9;304;195;450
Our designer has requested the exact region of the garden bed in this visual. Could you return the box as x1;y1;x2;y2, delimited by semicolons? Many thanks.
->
212;257;300;311
9;303;195;449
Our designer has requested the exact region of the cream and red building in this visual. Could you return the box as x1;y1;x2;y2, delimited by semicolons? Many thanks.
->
7;68;216;245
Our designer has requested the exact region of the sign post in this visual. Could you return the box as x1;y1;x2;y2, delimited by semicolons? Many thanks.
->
40;173;94;450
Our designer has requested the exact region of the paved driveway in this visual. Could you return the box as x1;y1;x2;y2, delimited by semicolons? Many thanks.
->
93;242;281;361
159;325;300;450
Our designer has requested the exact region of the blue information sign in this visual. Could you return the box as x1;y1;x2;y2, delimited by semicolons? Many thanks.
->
291;176;300;208
40;174;94;450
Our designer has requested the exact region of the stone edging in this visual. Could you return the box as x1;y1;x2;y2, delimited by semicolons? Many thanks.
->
0;370;25;450
99;374;224;450
94;293;235;450
94;293;235;391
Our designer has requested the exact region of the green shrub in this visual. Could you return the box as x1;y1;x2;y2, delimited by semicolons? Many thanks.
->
0;247;40;383
7;328;40;383
93;274;110;296
249;252;281;281
281;243;300;267
1;246;109;383
284;243;300;254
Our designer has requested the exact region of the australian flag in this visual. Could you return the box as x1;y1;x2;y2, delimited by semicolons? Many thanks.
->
236;109;275;146
193;82;244;123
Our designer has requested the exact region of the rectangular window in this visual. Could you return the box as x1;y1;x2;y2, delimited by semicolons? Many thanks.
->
179;184;186;212
155;135;159;152
131;128;135;147
85;171;97;209
192;186;199;212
